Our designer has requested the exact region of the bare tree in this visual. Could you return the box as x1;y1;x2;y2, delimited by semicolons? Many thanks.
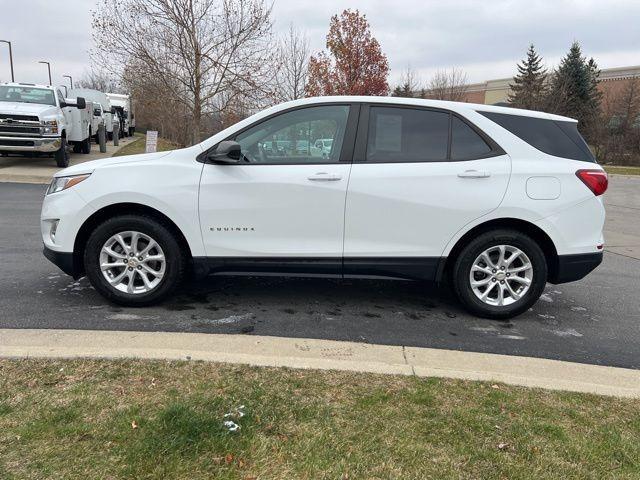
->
76;67;122;93
93;0;275;145
424;68;469;101
274;25;309;101
392;65;421;97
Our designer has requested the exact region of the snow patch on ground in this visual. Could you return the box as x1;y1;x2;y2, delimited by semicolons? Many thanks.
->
550;328;584;338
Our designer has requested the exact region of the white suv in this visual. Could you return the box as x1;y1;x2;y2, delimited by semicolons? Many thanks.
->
41;96;607;319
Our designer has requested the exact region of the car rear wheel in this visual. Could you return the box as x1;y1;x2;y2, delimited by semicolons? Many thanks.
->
452;229;547;319
84;215;185;306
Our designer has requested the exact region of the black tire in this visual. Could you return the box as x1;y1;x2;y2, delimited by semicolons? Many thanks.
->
55;137;69;168
72;143;81;153
452;229;547;319
107;132;113;141
84;215;186;306
81;134;91;154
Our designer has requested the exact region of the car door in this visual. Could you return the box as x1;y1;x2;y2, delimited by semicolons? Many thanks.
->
343;104;510;280
198;103;358;272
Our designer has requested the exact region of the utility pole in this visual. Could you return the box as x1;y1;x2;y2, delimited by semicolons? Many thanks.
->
0;40;14;82
63;75;73;89
38;60;51;85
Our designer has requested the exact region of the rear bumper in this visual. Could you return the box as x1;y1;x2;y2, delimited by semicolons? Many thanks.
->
549;252;603;284
43;246;78;278
0;136;61;152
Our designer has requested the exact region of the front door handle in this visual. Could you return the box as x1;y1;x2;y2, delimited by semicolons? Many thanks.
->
458;170;491;178
308;172;342;182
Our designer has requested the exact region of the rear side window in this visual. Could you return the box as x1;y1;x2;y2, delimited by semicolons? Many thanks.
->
451;116;492;160
366;107;449;162
479;111;595;163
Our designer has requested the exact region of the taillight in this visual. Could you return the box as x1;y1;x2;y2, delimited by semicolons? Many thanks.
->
576;169;608;196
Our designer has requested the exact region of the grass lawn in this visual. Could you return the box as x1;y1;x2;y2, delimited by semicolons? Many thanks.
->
112;133;179;157
0;360;638;479
603;165;640;176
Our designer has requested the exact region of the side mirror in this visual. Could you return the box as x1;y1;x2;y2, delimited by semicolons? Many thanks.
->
76;97;87;109
208;141;241;164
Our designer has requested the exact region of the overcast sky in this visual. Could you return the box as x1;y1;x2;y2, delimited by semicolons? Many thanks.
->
1;0;638;89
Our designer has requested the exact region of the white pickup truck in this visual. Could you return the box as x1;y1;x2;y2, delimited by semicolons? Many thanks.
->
0;83;92;167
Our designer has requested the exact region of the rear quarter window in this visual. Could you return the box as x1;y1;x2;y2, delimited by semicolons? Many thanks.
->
478;111;596;163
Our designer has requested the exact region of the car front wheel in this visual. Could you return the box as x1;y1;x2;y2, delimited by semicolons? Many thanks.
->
84;215;185;306
452;229;547;319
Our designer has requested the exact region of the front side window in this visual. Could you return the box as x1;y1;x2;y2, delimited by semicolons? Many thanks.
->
235;105;350;164
366;107;449;162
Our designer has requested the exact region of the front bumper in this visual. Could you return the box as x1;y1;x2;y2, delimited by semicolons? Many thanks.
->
0;136;61;152
549;252;603;284
43;246;78;278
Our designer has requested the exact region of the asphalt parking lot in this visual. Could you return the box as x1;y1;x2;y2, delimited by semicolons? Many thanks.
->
1;176;639;369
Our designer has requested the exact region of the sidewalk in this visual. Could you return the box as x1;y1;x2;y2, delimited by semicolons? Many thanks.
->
0;136;137;184
1;328;638;398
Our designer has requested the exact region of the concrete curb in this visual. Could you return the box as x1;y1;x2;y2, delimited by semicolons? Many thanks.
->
1;329;638;398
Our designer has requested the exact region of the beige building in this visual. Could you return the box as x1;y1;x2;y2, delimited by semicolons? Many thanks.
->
463;65;640;105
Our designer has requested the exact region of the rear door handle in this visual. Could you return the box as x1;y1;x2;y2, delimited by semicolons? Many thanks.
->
458;170;491;178
308;172;342;182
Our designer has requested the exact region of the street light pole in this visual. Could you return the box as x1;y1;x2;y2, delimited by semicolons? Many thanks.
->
63;75;73;89
0;40;14;82
38;61;51;85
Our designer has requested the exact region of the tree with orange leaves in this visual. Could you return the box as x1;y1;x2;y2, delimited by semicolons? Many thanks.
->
306;9;389;96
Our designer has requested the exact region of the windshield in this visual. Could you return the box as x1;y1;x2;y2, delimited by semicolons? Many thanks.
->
0;86;56;106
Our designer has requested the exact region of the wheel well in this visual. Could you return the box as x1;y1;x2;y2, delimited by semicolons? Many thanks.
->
72;203;193;276
440;218;559;283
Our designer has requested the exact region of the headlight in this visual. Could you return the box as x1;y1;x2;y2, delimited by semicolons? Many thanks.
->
41;120;58;135
47;174;91;195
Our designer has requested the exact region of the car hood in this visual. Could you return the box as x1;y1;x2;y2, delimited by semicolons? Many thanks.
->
0;102;57;117
55;150;175;177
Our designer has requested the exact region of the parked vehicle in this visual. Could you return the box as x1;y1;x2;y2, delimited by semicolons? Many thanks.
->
0;82;91;167
41;96;607;318
106;93;134;136
311;138;333;158
69;88;114;140
88;102;105;143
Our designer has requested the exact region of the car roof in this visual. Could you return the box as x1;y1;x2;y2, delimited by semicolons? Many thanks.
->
274;95;577;123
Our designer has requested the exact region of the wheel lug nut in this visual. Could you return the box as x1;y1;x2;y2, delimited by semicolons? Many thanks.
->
138;256;143;261
137;265;142;270
492;269;496;273
129;253;134;257
501;266;505;270
492;278;497;282
506;273;510;277
128;267;133;271
500;280;505;284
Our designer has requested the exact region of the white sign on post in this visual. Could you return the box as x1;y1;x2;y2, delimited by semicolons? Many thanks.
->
145;130;158;153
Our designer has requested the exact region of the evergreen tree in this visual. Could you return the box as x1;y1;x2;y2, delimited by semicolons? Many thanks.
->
546;42;602;137
508;44;547;110
392;83;414;97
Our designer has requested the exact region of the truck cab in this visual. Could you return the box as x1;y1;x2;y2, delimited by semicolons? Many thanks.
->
0;82;91;167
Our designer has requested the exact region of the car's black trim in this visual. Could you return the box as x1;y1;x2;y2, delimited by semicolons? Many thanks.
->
352;102;506;163
197;102;361;166
192;256;444;281
343;257;442;281
548;252;603;284
43;246;79;278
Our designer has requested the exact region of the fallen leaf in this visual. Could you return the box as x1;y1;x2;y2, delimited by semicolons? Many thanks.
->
497;442;509;450
225;453;234;464
491;384;500;389
131;420;138;429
